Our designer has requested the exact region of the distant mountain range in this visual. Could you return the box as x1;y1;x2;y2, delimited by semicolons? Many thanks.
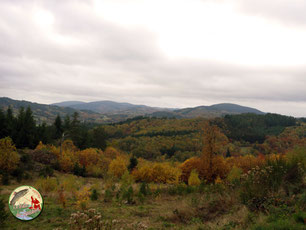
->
0;97;107;124
0;97;265;124
52;100;170;115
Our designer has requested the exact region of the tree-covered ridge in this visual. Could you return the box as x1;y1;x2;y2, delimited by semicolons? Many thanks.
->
0;106;304;161
0;97;107;124
103;114;303;161
224;113;297;143
105;117;206;138
1;97;270;125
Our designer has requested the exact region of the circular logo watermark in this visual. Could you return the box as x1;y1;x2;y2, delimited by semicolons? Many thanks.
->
9;185;43;221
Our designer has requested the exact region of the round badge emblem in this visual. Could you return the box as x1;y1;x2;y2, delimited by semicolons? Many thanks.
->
9;185;43;221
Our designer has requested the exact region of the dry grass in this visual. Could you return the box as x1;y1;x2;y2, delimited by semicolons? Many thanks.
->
1;174;293;230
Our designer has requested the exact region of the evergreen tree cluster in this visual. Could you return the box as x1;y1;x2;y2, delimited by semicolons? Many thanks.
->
0;107;108;150
0;107;39;148
224;113;297;143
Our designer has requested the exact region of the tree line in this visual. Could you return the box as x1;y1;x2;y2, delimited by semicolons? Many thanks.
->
0;107;107;150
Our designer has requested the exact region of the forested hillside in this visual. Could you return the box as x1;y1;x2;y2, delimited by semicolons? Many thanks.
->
0;97;107;124
0;106;305;229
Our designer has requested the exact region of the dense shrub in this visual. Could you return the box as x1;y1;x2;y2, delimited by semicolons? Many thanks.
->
73;163;86;177
12;167;24;182
31;145;57;165
39;165;54;178
0;137;20;173
188;170;201;186
90;189;99;201
108;156;128;179
240;158;305;211
35;176;58;193
180;156;228;183
139;182;151;196
69;209;112;230
120;186;134;204
76;186;90;210
132;162;181;184
226;155;264;173
128;155;138;172
226;166;243;185
78;148;102;168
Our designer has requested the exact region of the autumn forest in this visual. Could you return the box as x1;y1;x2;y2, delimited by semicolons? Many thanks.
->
0;105;305;230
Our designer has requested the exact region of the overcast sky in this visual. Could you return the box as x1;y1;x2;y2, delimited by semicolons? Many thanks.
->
0;0;305;117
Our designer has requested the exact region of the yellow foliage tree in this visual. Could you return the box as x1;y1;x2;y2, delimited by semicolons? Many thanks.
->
108;156;127;179
76;186;90;210
0;137;20;173
132;162;181;184
188;169;201;186
226;166;243;183
35;141;46;151
62;139;78;152
56;140;79;172
59;151;76;172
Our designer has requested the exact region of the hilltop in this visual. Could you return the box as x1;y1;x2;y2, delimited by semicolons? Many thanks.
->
0;97;107;124
1;97;266;124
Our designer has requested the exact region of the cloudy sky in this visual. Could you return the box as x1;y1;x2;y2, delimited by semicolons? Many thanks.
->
0;0;305;117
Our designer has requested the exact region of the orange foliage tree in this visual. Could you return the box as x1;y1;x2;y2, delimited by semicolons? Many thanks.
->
180;122;229;183
78;148;102;168
201;122;228;178
226;155;264;173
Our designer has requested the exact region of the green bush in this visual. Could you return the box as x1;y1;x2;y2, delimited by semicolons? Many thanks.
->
227;166;242;185
90;189;99;201
121;186;134;204
104;189;113;203
293;211;306;224
128;155;138;172
267;205;294;222
139;182;150;196
39;165;54;178
168;183;196;196
35;176;58;193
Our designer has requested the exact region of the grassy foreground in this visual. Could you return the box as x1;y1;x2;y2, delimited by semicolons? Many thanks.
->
1;169;305;230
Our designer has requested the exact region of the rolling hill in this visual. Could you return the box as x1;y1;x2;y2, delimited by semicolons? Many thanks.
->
52;100;172;115
173;103;264;118
0;97;265;124
52;101;86;107
0;97;107;124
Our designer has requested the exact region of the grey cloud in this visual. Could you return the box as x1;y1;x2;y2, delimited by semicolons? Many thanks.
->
236;0;306;27
0;0;305;116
